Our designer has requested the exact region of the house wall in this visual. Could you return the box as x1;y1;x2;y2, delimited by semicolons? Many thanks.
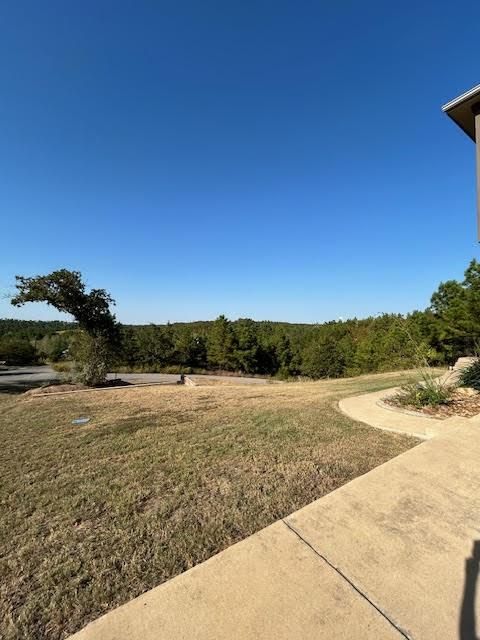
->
475;110;480;241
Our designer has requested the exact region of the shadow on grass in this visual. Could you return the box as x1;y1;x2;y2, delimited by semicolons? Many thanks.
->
0;381;50;395
460;540;480;640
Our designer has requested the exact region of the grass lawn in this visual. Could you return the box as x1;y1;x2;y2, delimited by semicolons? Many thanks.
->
0;370;429;639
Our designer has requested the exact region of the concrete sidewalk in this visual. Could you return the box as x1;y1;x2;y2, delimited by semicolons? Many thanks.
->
70;390;480;640
339;387;462;439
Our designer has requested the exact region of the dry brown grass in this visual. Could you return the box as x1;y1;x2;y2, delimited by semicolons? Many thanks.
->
0;370;429;640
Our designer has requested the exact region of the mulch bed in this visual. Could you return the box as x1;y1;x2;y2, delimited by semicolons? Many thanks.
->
385;388;480;419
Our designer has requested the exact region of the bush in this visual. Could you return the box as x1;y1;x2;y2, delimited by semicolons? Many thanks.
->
459;359;480;391
394;372;453;408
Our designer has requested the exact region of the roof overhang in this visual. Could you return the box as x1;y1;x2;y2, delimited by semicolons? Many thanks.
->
442;84;480;141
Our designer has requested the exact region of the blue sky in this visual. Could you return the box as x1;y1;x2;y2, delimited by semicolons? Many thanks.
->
1;1;479;324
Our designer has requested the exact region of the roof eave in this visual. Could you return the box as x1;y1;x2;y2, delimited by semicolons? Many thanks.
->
442;84;480;142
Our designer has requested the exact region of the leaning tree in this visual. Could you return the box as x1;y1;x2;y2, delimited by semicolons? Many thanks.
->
11;269;119;385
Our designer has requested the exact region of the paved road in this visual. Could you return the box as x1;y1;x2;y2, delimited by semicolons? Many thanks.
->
0;366;268;392
0;365;60;392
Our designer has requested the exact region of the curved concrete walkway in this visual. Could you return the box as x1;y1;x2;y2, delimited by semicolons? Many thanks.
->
70;387;480;640
339;387;467;439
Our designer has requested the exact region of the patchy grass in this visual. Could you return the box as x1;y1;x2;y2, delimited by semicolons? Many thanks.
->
0;370;429;639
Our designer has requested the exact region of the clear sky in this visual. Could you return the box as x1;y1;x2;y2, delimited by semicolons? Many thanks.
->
1;1;479;325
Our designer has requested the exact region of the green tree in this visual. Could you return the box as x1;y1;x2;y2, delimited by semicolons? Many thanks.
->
429;259;480;360
117;326;140;367
273;332;293;375
301;324;347;379
207;315;238;370
234;319;261;374
11;270;119;385
174;327;207;368
37;333;70;362
135;324;175;368
0;337;37;365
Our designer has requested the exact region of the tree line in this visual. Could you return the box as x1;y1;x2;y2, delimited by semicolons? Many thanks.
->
2;259;480;379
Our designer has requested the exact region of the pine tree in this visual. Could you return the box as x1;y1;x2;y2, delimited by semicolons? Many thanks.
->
207;315;237;370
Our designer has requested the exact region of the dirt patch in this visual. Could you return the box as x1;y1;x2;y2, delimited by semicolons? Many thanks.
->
385;388;480;419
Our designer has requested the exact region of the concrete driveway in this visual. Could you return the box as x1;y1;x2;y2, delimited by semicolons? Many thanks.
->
0;366;268;392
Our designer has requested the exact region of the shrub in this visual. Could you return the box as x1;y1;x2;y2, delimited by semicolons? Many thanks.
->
458;359;480;391
394;372;453;408
50;361;73;373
